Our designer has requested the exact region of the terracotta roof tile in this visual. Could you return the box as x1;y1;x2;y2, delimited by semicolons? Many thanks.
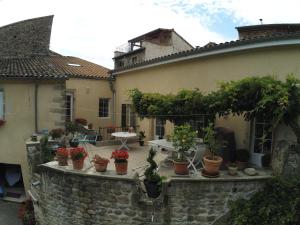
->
0;55;110;80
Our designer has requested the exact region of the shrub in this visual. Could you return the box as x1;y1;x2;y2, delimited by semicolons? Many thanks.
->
229;177;300;225
50;128;64;139
75;118;88;126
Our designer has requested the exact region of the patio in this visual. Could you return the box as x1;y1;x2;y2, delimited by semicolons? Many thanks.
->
74;142;272;179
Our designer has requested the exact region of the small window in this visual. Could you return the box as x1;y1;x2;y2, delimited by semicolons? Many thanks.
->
99;98;109;118
66;93;74;122
0;90;4;119
155;118;165;139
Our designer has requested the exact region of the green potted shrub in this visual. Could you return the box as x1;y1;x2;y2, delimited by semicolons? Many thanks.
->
236;149;250;170
50;128;64;139
144;148;162;198
138;131;146;146
203;123;223;176
171;124;197;175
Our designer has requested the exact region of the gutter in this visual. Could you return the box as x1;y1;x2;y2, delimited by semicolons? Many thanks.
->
113;38;300;75
34;82;38;132
108;73;116;125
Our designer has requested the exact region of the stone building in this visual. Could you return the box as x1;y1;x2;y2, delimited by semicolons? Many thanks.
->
0;15;112;198
113;28;193;69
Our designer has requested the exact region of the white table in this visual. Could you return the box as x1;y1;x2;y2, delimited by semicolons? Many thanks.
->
148;139;205;173
112;132;137;150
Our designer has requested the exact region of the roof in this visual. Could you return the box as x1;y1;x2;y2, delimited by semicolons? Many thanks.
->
0;55;110;80
0;57;67;80
128;28;193;48
236;23;300;31
113;47;145;59
112;32;300;74
48;56;110;79
128;28;173;43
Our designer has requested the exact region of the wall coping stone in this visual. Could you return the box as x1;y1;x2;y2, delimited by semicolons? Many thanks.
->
40;161;139;182
169;169;273;182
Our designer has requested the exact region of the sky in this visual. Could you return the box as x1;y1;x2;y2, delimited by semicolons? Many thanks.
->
0;0;300;69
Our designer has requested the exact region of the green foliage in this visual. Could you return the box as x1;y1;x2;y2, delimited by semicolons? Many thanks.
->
40;136;54;163
172;124;197;161
203;123;221;159
129;75;300;142
229;177;300;225
66;122;79;136
144;148;161;184
129;88;215;124
138;131;146;141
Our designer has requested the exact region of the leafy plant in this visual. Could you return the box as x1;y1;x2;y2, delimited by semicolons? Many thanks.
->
203;123;221;160
138;131;146;141
144;148;161;183
66;122;79;137
50;128;64;139
111;150;129;163
93;154;109;164
40;136;54;163
229;177;300;225
171;124;197;161
70;147;87;160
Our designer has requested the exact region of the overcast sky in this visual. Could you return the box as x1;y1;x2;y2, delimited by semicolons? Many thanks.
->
0;0;300;69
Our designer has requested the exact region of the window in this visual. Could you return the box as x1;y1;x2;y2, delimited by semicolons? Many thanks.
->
188;115;209;138
66;93;73;122
99;98;109;118
155;118;165;139
121;104;136;127
0;90;4;119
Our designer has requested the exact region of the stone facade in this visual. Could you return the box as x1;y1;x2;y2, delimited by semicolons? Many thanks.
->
0;15;53;58
31;163;270;225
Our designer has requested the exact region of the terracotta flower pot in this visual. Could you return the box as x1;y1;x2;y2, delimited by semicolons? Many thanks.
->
173;161;189;175
72;158;85;170
94;161;109;172
57;155;68;166
203;156;223;175
114;161;128;175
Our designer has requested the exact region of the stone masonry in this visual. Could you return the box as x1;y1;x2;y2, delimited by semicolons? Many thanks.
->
31;163;271;225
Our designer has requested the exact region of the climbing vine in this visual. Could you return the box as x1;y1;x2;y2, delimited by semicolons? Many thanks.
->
129;75;300;142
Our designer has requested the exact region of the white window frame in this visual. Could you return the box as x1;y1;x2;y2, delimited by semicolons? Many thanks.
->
66;93;74;122
99;98;110;118
250;118;273;167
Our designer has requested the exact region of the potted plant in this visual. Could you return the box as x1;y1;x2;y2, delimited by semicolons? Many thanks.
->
50;128;64;139
70;147;87;170
171;124;197;175
93;154;109;172
56;147;69;166
138;131;146;146
203;123;223;176
228;162;238;176
111;150;129;175
75;118;88;126
144;148;162;198
236;149;250;170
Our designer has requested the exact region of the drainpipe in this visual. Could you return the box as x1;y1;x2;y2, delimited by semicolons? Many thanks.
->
34;82;38;133
108;72;116;126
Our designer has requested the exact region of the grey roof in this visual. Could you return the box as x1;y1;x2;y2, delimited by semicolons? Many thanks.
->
112;32;300;73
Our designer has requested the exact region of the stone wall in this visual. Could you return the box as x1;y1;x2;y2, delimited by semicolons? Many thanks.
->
0;15;53;57
31;163;271;225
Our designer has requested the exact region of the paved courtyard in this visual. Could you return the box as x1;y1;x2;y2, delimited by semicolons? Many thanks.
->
0;200;21;225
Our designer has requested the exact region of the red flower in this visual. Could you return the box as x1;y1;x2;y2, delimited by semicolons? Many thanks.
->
70;147;87;160
56;148;69;158
111;150;129;162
